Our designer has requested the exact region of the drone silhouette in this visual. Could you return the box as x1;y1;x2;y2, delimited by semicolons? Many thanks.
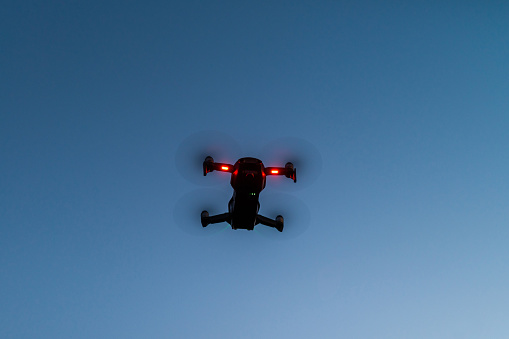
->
201;156;297;232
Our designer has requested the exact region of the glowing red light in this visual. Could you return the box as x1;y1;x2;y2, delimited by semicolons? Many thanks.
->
271;169;279;174
221;166;229;171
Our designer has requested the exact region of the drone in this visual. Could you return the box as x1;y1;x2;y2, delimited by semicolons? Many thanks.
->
201;156;297;232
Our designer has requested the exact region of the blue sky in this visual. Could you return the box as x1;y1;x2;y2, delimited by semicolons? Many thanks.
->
2;1;509;338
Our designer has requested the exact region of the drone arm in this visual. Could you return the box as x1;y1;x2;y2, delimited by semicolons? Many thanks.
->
256;214;284;232
264;166;297;183
212;163;234;172
203;158;234;176
256;214;277;227
202;212;231;227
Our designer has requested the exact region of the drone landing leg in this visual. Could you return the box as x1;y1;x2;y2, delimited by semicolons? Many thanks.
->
201;211;231;228
256;214;284;232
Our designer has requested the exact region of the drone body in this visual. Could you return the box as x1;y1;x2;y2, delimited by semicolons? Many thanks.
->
201;156;297;232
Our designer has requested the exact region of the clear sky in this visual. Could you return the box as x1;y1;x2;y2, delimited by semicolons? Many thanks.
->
2;1;509;338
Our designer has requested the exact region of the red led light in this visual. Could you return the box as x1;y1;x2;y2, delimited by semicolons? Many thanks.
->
271;169;279;174
221;166;229;171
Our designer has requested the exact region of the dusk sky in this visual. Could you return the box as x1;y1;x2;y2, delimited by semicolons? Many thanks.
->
2;1;509;338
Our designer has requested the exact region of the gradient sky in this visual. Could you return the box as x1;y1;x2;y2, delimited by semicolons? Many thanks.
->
2;1;509;338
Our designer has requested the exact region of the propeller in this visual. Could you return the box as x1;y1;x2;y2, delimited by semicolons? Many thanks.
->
254;192;311;240
173;188;232;237
175;130;242;186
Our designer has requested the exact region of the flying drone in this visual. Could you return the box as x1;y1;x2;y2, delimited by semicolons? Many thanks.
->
201;156;297;232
